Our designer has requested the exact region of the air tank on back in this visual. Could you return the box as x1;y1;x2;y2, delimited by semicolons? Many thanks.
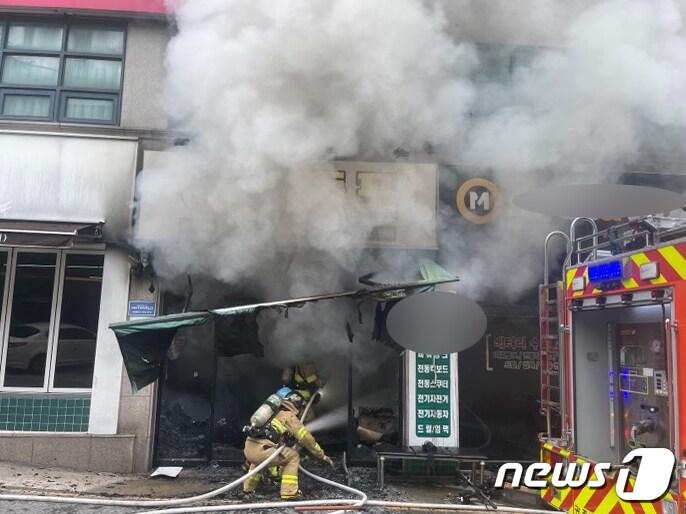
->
249;393;282;428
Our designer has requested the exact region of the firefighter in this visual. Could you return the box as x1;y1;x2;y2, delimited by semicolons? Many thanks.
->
243;390;333;500
282;363;322;403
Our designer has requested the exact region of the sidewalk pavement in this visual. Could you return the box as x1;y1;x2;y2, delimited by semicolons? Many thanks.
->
0;460;516;513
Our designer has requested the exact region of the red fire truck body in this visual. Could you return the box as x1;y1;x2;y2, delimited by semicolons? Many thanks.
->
539;218;686;514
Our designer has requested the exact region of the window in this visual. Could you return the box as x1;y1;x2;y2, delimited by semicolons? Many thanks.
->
0;19;125;124
53;254;103;389
0;250;105;391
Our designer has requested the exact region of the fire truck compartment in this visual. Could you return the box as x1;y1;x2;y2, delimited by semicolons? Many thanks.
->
572;303;671;464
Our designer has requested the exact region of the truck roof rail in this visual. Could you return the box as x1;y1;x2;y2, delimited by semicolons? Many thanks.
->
568;215;686;265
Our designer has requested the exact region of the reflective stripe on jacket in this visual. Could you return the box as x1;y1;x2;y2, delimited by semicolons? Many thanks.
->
270;409;324;458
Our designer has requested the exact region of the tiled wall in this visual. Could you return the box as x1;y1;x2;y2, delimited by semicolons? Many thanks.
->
0;394;90;432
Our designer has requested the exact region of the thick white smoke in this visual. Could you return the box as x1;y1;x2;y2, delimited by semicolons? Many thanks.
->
137;0;476;298
137;0;686;301
462;0;686;177
439;0;686;298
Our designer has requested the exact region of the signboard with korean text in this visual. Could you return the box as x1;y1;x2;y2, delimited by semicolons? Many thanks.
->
332;161;438;249
404;351;459;447
128;300;156;319
486;334;540;372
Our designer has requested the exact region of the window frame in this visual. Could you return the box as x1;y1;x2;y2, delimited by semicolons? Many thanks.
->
0;16;126;126
0;248;61;392
0;88;56;120
0;248;104;393
47;249;103;393
59;90;119;125
0;249;11;386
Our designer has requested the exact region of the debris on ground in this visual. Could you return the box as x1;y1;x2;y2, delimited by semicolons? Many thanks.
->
0;460;516;514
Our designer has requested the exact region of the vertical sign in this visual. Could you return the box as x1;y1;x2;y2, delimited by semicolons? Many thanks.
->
405;351;459;447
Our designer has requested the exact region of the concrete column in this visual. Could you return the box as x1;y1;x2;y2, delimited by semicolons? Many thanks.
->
89;247;130;434
117;270;159;471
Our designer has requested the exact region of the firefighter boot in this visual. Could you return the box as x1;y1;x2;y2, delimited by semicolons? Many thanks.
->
264;465;281;485
242;463;260;494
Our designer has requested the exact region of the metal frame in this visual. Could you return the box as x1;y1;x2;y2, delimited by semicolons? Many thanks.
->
0;247;104;393
0;87;55;120
540;231;571;443
569;215;686;266
569;217;598;264
0;15;126;125
0;247;60;392
0;248;13;385
376;450;487;489
47;249;103;393
59;90;119;124
667;301;680;478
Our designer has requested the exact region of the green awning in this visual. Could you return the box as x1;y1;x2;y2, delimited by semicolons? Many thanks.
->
418;258;456;282
111;274;459;392
111;311;216;337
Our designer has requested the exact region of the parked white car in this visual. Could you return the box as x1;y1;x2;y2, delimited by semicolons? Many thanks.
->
6;322;96;373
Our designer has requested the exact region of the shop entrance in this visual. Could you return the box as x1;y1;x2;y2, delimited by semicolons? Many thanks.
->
152;290;402;466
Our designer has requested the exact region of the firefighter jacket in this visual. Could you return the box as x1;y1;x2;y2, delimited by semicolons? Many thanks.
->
268;408;325;459
292;364;322;400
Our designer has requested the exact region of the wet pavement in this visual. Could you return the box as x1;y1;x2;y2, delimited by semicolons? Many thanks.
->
0;464;420;513
0;502;140;513
0;461;513;513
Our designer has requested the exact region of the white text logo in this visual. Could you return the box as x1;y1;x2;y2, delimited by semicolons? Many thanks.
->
495;448;675;502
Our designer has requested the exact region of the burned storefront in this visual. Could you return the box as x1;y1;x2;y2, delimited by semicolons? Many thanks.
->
111;273;465;465
117;152;549;470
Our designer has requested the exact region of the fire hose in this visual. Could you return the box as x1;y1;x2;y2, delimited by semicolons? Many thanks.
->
0;393;322;509
0;389;554;514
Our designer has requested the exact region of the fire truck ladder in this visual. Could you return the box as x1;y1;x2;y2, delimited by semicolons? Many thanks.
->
540;231;571;442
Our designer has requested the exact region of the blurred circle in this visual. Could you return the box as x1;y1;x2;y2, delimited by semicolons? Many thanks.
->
386;291;487;354
514;184;685;219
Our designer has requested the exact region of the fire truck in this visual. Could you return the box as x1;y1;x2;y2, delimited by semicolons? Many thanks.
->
539;216;685;514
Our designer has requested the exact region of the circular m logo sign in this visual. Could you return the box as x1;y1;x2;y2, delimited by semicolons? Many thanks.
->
456;178;499;224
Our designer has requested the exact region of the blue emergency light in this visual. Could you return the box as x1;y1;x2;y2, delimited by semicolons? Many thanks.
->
588;260;623;283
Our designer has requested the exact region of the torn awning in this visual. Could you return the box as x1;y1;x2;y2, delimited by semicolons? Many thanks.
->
110;275;459;392
0;219;104;248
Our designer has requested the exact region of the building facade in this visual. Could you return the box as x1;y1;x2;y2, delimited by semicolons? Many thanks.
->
1;0;679;474
0;0;171;472
0;0;553;472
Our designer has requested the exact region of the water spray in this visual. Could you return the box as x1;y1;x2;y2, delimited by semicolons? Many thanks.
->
306;404;349;433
